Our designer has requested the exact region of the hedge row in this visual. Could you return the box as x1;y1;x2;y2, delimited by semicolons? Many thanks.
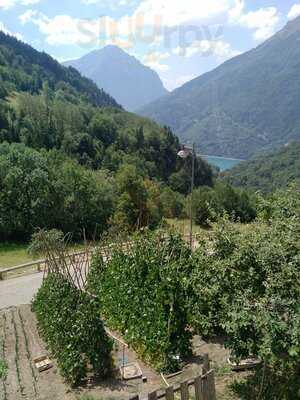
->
87;232;192;372
32;273;112;385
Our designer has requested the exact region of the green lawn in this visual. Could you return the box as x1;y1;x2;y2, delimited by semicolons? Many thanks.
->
166;218;209;237
0;243;36;269
0;242;86;269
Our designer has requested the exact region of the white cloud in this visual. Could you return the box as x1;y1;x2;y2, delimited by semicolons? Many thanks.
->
19;10;137;48
133;0;235;28
174;39;240;60
19;9;36;24
143;51;170;62
0;0;39;9
19;1;238;49
229;0;280;41
0;21;23;40
288;4;300;20
142;51;170;72
144;60;169;72
19;11;100;46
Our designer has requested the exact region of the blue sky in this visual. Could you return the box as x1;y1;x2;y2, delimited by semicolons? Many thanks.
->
1;0;300;90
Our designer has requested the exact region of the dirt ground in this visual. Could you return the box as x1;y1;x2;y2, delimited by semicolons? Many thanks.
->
0;305;74;400
0;305;246;400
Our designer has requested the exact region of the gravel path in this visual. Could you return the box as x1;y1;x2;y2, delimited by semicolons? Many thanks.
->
0;273;43;310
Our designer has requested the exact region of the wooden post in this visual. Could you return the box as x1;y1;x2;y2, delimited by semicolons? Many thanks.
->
194;375;203;400
180;381;189;400
207;370;216;400
202;376;209;400
148;391;158;400
202;354;210;374
166;386;175;400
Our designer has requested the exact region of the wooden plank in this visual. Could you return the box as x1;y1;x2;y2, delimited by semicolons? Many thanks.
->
194;376;203;400
202;376;209;400
202;354;210;374
148;391;158;400
166;386;175;400
180;381;189;400
208;371;216;400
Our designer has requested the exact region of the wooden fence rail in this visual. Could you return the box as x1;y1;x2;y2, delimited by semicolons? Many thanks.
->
130;370;216;400
0;250;92;281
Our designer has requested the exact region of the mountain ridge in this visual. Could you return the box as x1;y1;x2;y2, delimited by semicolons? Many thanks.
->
0;31;120;109
139;16;300;159
63;45;168;111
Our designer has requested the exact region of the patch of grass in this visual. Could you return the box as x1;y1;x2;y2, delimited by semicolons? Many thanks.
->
166;218;254;238
0;359;7;379
0;242;86;269
0;243;35;269
166;218;211;237
214;363;232;376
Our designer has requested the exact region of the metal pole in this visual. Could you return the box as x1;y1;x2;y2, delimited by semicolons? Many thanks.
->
190;143;195;250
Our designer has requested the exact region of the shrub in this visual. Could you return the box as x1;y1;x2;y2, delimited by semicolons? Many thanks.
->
87;231;192;372
0;359;7;379
190;184;257;227
32;273;112;385
186;187;300;395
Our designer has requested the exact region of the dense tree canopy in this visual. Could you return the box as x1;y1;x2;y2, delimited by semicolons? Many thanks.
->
0;143;115;240
224;141;300;193
190;182;257;226
0;32;119;108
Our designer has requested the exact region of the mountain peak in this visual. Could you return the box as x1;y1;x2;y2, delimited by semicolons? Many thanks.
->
102;44;127;53
64;47;168;111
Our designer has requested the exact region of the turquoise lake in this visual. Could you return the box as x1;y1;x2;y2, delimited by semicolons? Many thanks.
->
202;155;244;171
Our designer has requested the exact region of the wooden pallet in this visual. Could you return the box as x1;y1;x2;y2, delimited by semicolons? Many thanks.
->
34;355;53;372
120;362;143;380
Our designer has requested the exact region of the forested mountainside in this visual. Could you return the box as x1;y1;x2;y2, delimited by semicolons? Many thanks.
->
0;32;214;241
0;32;120;108
139;16;300;159
224;141;300;193
63;45;168;111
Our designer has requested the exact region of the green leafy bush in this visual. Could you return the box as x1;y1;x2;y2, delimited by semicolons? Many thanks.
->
32;273;112;385
190;183;257;227
0;359;7;379
88;231;192;372
186;187;300;396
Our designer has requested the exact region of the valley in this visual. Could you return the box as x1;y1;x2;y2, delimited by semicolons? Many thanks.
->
0;3;300;400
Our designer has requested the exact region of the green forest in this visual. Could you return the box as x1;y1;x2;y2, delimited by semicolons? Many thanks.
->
225;141;300;192
0;32;216;241
0;32;257;243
